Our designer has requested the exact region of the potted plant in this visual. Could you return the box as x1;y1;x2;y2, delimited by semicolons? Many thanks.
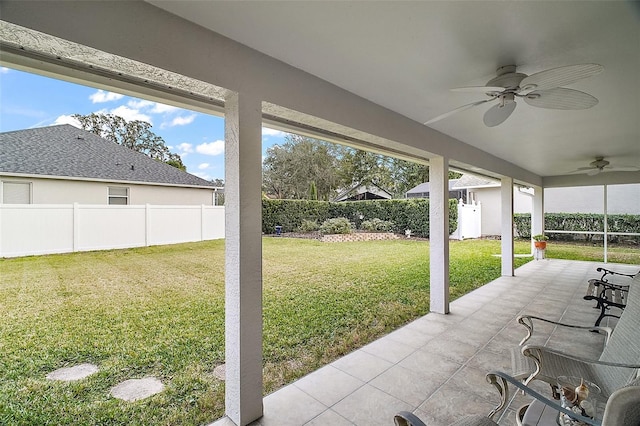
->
532;234;549;250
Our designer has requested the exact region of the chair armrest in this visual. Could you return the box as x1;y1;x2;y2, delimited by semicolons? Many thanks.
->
523;344;640;369
521;344;640;389
485;371;601;426
517;315;612;346
596;267;638;282
589;279;629;293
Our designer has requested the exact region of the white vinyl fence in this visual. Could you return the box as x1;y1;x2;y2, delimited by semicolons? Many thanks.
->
0;203;225;258
450;199;482;240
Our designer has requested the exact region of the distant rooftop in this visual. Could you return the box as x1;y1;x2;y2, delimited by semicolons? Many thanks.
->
0;125;214;188
406;174;499;195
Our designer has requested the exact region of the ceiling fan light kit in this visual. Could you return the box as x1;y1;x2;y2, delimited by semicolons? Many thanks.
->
425;63;604;127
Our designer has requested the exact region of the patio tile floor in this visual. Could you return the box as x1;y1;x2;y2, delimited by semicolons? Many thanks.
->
211;259;637;426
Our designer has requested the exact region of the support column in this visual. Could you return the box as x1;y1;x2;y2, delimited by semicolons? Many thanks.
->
224;92;263;426
429;156;450;314
603;185;608;263
501;177;514;276
531;186;544;254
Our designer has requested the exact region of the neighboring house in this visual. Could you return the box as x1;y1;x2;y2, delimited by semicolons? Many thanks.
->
405;178;467;202
406;174;532;236
333;182;393;202
0;125;218;205
408;175;640;237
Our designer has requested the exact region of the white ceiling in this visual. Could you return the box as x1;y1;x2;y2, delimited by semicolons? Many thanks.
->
149;1;639;179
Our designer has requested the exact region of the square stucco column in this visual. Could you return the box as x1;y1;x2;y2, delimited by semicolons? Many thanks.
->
224;92;263;426
429;156;450;314
501;177;514;276
531;186;544;253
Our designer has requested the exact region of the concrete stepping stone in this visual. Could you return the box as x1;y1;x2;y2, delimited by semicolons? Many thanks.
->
46;363;99;381
213;364;226;381
110;377;164;402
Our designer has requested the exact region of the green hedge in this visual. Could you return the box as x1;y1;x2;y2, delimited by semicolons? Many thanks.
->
262;198;458;237
262;199;330;234
514;213;640;242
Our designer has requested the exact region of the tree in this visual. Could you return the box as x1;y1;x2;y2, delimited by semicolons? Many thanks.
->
262;133;465;200
388;159;430;197
262;135;343;200
73;113;186;170
165;159;186;171
308;181;318;200
210;178;224;188
337;149;393;190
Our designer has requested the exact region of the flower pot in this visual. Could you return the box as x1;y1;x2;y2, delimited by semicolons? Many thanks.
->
534;241;547;250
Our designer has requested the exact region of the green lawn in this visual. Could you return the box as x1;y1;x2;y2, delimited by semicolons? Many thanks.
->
1;238;530;425
543;240;640;264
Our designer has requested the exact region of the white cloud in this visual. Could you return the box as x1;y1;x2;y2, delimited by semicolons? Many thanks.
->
196;140;225;156
89;90;124;103
150;103;179;114
127;99;178;114
52;114;81;128
262;127;286;137
127;99;154;109
176;143;194;153
0;67;10;74
198;163;210;170
168;114;196;127
108;105;152;123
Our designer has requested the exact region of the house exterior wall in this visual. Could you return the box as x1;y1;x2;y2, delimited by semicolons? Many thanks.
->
470;187;531;236
473;183;639;236
1;176;215;205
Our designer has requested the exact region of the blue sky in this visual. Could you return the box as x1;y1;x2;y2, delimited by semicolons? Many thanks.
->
0;66;289;181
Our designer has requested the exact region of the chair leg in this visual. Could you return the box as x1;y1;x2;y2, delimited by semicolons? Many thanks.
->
394;411;428;426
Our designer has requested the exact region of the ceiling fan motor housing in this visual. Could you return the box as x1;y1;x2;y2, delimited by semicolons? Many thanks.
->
486;65;527;90
591;157;610;168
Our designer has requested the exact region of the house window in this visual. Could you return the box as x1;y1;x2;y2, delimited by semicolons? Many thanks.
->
108;186;129;205
2;181;31;204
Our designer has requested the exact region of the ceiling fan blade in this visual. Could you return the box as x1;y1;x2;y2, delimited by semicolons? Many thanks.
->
523;88;599;110
451;86;505;94
424;98;495;125
567;166;597;174
609;166;640;172
483;100;517;127
519;63;603;91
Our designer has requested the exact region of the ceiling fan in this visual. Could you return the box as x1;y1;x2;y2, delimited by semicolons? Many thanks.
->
425;63;604;127
570;156;640;176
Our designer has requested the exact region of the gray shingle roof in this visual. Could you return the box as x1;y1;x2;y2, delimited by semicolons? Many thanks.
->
406;179;461;194
452;174;498;189
0;125;214;188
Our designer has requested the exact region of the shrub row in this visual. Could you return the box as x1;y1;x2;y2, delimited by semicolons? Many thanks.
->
515;213;640;242
262;199;458;237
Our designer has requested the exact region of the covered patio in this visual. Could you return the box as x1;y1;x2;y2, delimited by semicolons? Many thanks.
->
1;2;638;425
211;259;629;426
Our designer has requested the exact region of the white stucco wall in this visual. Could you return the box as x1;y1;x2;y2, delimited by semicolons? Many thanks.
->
1;176;215;205
468;187;531;236
470;184;640;236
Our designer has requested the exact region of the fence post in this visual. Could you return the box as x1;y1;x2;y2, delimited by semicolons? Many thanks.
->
73;202;79;252
0;205;3;257
145;204;150;247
